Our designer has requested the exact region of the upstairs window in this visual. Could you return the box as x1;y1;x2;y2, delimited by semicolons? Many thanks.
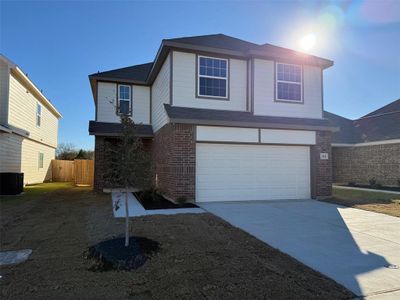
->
38;152;44;169
198;56;228;99
276;63;302;102
36;103;42;126
118;85;131;115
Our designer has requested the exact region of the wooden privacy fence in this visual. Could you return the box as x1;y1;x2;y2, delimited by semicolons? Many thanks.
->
52;159;94;186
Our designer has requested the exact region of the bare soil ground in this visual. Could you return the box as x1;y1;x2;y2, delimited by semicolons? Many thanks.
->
323;187;400;217
1;183;354;299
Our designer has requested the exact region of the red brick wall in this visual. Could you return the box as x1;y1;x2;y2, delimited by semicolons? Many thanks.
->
93;136;153;192
152;123;195;201
93;136;105;192
333;143;400;186
311;131;333;198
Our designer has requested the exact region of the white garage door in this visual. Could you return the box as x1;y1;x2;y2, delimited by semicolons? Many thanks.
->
196;143;311;202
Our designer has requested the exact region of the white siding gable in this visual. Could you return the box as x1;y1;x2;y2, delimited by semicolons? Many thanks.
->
172;51;247;111
151;53;171;132
253;59;322;119
96;82;150;124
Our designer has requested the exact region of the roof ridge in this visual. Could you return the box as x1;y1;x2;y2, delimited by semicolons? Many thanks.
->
357;110;400;120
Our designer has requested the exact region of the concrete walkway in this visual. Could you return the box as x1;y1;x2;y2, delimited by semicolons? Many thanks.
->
199;200;400;298
112;192;204;218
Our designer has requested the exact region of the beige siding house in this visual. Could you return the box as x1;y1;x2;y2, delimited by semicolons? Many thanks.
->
0;55;62;185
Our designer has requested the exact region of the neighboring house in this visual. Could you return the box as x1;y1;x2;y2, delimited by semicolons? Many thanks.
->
89;34;337;202
325;99;400;186
0;55;62;185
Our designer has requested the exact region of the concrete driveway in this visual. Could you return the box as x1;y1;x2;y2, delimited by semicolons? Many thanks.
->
199;200;400;298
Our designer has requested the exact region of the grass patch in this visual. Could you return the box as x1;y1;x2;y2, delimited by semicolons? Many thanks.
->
322;187;400;217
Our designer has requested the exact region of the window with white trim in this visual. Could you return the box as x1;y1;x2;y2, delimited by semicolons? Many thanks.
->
276;63;302;102
38;152;44;169
36;103;42;126
198;56;228;98
118;85;131;115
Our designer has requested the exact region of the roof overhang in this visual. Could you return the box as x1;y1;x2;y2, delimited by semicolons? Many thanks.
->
88;121;154;138
1;55;62;119
165;105;338;132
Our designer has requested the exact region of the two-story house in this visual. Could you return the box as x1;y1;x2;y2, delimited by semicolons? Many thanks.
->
0;55;62;185
89;34;336;202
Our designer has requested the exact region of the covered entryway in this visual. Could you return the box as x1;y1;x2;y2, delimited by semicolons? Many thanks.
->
196;143;310;202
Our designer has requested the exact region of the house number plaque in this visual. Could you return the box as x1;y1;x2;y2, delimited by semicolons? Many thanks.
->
320;153;329;160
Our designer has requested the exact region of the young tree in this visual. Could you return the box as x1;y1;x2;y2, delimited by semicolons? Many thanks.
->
103;115;152;246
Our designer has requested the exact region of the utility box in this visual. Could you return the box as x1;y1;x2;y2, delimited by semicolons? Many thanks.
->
0;173;24;195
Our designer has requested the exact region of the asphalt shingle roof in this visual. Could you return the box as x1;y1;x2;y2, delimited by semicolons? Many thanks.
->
165;104;334;130
324;99;400;143
89;34;332;84
90;62;153;82
88;121;153;137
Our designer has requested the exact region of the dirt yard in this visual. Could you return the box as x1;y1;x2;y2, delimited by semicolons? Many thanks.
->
1;183;354;299
323;187;400;217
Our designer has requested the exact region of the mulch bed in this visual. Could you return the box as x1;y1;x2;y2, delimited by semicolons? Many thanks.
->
86;236;160;271
135;191;198;210
340;184;400;192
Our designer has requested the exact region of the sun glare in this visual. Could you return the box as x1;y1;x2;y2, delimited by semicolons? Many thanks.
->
300;33;317;52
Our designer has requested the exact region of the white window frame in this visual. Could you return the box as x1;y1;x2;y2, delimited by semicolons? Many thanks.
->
38;152;44;169
36;103;42;127
275;62;303;103
197;55;229;99
117;84;132;115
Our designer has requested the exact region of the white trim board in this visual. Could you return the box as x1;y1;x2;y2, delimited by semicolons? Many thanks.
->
196;126;316;145
333;139;400;147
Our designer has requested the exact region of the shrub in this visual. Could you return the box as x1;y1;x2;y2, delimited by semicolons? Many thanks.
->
176;196;187;205
368;178;377;187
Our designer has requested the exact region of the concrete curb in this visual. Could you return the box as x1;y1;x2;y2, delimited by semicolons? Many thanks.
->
333;185;400;195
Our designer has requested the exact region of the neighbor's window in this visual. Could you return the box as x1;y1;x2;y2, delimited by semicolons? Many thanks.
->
198;56;228;98
36;103;42;126
276;63;302;102
38;152;44;169
118;85;131;115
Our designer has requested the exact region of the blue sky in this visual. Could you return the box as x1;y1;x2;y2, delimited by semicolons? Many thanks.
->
1;0;399;149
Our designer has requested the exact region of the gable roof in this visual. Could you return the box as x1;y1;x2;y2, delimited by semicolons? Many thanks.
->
89;34;333;94
164;34;259;53
89;62;153;84
325;99;400;144
361;99;400;118
324;111;363;143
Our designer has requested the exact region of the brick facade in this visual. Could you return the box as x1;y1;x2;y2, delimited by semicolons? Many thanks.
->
94;127;333;200
311;131;333;198
93;136;152;192
333;143;400;186
152;123;196;201
93;136;105;192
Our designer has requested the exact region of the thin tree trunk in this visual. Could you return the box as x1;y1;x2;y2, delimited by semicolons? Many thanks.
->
125;187;130;247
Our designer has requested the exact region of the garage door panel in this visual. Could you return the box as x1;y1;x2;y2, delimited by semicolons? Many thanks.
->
196;143;310;202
